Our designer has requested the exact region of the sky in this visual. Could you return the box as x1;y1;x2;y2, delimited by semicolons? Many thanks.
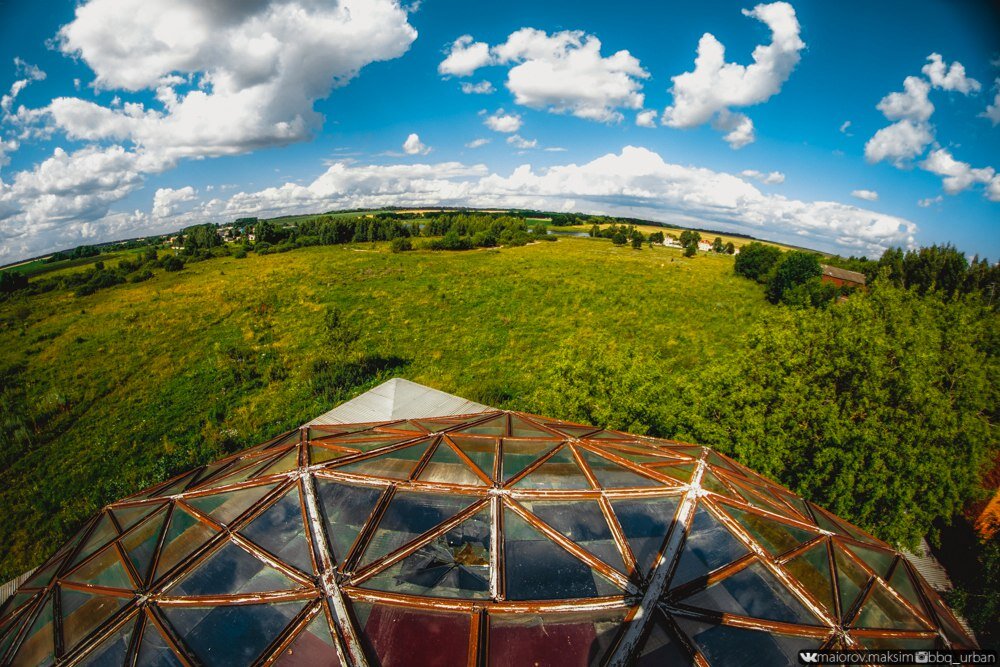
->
0;0;998;263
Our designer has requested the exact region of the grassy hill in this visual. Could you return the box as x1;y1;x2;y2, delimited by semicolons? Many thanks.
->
0;237;766;579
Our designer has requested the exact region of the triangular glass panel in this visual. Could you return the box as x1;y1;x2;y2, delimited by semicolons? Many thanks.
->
447;436;496;481
161;601;306;665
76;615;136;666
487;607;627;666
511;446;590;490
239;486;314;575
811;505;853;537
833;546;873;621
356;603;471;667
584;430;630;441
509;415;556;438
852;581;926;630
153;506;218;582
547;424;599;439
605;445;677;464
649;462;696;484
10;593;54;667
360;491;480;567
636;610;693;666
309;445;353;465
0;591;37;623
60;587;129;653
166;540;302;597
503;507;624;600
670;504;750;590
360;507;491;599
0;609;31;664
121;507;168;585
887;562;926;616
335;440;432;480
681;561;821;625
723;505;816;556
416;441;487;486
69;514;119;568
782;542;836;617
675;616;822;667
272;611;340;666
454;414;508;436
111;503;163;533
728;482;800;519
381;420;425;433
319;435;416;453
188;459;237;489
150;470;199;497
196;456;276;491
63;545;133;590
255;447;301;477
845;543;896;579
521;500;626;573
610;496;680;575
185;483;280;526
501;439;558;482
315;481;385;567
578;449;663;489
699;470;736;498
411;418;459;433
20;555;66;591
134;617;183;666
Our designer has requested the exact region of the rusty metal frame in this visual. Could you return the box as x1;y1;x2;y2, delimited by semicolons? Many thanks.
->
4;410;977;666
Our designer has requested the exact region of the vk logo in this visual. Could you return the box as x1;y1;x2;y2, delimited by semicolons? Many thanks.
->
799;652;820;664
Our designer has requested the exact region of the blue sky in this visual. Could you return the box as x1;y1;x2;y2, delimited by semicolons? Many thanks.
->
0;0;997;262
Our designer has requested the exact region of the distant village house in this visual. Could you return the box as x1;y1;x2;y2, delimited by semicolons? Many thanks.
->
820;264;866;289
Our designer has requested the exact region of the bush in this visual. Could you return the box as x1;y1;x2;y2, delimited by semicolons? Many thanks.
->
128;270;154;283
161;256;184;272
734;242;782;282
233;248;248;259
611;232;627;246
631;235;643;249
390;237;413;253
0;271;28;294
683;244;697;258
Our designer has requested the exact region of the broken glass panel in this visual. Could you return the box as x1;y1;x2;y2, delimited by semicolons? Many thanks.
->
853;582;925;630
833;546;872;621
359;491;480;567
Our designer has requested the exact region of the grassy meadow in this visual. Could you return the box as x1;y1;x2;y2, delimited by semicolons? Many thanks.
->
0;237;765;579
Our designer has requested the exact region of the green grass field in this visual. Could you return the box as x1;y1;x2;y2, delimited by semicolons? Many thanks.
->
0;237;766;579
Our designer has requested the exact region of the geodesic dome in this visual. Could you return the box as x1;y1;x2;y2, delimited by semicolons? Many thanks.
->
0;410;976;666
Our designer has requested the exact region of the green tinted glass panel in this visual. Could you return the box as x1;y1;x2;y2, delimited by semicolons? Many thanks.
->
257;448;301;476
186;483;280;526
239;486;313;575
11;594;54;667
456;414;507;436
845;543;896;579
121;508;168;585
579;450;662;489
153;507;217;582
309;445;351;465
549;424;599;438
783;542;836;616
853;583;925;630
69;515;119;568
64;545;132;590
417;442;485;486
833;547;872;621
522;500;625;573
651;463;695;484
111;503;162;532
60;588;128;653
501;440;557;482
610;496;680;575
337;441;431;480
509;415;554;438
503;508;622;601
724;505;815;556
512;447;590;490
887;563;925;616
361;508;491;599
448;436;496;481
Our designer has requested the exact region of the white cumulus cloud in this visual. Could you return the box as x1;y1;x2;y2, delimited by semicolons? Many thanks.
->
152;186;197;218
484;109;522;133
636;110;657;128
465;138;490;149
919;148;996;197
921;53;980;94
851;189;879;201
982;80;1000;126
439;35;493;77
402;132;430;155
741;169;785;184
506;135;537;150
662;1;804;148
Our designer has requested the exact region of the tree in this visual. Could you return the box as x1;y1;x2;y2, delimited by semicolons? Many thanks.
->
669;281;998;548
734;242;782;282
390;237;413;253
648;231;665;246
611;231;627;246
712;237;724;253
254;220;280;245
161;255;184;272
631;235;643;249
589;224;601;238
683;244;697;258
725;242;735;254
679;230;701;248
0;270;28;293
766;251;822;303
